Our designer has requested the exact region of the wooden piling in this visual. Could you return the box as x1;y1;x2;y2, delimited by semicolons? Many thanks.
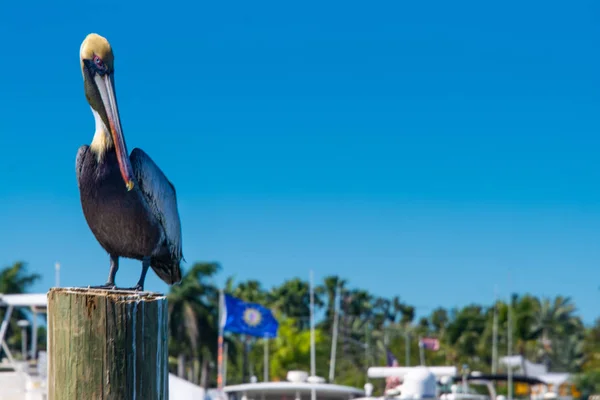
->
47;287;169;400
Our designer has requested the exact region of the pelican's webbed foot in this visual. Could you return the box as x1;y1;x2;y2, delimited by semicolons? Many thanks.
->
119;283;144;292
89;254;119;290
89;283;117;290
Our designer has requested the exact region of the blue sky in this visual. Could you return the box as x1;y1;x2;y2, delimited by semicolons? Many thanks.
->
0;0;599;324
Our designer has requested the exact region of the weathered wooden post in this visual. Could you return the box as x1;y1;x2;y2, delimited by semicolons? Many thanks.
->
47;287;169;400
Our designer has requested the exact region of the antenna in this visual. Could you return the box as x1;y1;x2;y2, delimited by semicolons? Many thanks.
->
329;284;341;382
309;270;316;400
55;262;60;287
492;285;498;374
507;273;513;400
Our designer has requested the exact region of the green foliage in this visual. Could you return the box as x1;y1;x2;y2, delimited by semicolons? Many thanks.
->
575;319;600;398
574;370;600;399
166;262;221;386
0;261;41;294
1;261;598;392
266;317;325;380
583;319;600;371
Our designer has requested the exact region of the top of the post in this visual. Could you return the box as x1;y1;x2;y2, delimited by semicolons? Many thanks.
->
48;287;166;302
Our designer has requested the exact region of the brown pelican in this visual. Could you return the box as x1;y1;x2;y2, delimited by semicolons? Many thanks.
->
76;33;183;291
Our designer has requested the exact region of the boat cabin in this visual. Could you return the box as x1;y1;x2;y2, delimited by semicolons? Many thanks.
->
224;371;365;400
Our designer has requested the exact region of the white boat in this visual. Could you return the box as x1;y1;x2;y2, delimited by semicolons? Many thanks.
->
218;371;365;400
355;364;564;400
353;365;458;400
440;372;495;400
445;373;561;400
0;293;48;400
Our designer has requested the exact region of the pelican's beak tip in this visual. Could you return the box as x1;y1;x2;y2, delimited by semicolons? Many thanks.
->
126;181;135;191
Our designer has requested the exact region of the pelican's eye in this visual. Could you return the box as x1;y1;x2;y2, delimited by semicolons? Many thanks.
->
93;55;104;69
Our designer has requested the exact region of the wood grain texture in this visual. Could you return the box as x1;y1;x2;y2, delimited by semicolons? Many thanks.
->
47;287;169;400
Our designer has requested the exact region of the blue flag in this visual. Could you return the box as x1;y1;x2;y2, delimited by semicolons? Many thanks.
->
221;294;279;338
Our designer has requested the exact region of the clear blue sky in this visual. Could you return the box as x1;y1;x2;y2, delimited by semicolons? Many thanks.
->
0;0;598;324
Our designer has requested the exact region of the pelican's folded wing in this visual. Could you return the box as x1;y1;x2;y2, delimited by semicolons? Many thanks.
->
130;148;183;262
75;145;90;188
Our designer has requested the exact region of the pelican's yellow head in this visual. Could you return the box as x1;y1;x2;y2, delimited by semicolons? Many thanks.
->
80;33;134;191
80;33;114;75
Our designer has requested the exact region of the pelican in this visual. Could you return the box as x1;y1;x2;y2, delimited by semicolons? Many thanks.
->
76;33;183;291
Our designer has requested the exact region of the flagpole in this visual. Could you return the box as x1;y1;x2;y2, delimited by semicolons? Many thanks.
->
263;338;269;382
492;285;498;374
365;323;369;368
508;302;513;400
328;284;340;382
418;336;425;365
223;342;228;387
218;289;225;390
405;331;410;366
310;270;316;400
507;273;513;400
55;262;60;287
248;337;254;381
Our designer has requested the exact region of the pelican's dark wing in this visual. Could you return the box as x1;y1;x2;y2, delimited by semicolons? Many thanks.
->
130;148;183;263
75;145;90;188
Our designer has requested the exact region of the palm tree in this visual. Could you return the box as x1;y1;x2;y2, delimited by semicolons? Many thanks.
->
390;296;404;323
399;304;415;326
445;305;488;365
232;280;268;304
167;262;220;385
371;297;394;329
565;318;599;398
0;261;41;294
582;318;600;371
269;278;323;330
316;275;347;331
343;289;374;321
338;289;394;369
552;333;585;372
510;294;540;375
531;296;580;371
429;307;449;334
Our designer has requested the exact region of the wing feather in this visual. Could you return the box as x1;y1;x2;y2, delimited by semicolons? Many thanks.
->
130;148;183;262
75;145;90;188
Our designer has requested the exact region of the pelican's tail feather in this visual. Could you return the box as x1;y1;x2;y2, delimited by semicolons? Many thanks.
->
151;257;182;285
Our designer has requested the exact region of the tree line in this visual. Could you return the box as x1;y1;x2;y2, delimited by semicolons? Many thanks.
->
1;261;599;396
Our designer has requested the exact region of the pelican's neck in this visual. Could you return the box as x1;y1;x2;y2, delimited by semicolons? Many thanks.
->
89;107;113;159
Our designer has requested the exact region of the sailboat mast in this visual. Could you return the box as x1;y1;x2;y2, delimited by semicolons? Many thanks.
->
55;262;61;287
310;270;316;400
492;286;498;374
507;274;513;400
218;289;225;389
310;270;316;377
329;284;341;382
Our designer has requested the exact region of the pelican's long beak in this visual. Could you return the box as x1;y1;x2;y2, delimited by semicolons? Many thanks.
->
95;73;135;191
